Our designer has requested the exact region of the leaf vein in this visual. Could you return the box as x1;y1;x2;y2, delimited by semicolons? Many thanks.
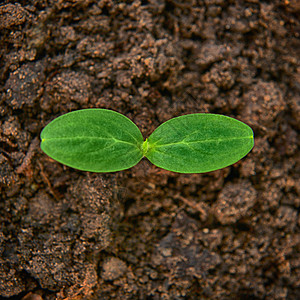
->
153;136;253;148
43;136;138;147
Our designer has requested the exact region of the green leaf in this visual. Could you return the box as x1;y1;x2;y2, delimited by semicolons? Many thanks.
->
40;109;144;172
144;114;254;173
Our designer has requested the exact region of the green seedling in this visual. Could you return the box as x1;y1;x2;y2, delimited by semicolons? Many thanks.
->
40;109;254;173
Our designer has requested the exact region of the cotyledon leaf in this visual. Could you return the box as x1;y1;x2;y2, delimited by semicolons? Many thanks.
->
40;109;144;172
144;114;254;173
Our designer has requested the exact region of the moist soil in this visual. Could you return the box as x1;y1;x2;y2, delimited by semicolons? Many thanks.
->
0;1;299;299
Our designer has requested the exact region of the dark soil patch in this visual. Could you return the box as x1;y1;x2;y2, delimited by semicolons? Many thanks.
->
0;1;299;299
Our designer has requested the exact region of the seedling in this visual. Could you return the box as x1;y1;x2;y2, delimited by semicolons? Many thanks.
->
40;109;254;173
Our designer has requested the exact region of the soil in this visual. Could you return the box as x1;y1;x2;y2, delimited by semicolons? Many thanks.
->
0;1;299;299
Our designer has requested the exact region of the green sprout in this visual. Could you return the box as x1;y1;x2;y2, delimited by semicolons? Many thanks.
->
40;109;254;173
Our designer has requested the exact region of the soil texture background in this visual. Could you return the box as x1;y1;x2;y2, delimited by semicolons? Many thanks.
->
0;0;299;299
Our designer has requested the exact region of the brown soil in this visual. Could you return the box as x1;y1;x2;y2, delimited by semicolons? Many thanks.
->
0;1;299;299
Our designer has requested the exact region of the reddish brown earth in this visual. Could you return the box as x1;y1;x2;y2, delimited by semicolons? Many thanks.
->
0;1;299;299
